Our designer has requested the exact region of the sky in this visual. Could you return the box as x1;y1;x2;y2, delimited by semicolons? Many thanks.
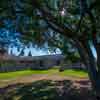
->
0;22;97;58
8;46;61;56
91;45;97;59
0;29;97;58
7;44;97;61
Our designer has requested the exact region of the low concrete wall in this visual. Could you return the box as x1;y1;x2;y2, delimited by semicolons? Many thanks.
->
0;55;86;72
0;55;63;72
59;63;86;72
0;65;30;72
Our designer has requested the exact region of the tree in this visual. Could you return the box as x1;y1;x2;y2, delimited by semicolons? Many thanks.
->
0;0;100;98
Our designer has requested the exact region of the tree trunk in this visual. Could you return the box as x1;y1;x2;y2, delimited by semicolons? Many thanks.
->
96;44;100;72
74;39;100;99
94;44;100;99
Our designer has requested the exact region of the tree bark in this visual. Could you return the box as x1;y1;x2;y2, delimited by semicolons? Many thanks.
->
74;39;100;99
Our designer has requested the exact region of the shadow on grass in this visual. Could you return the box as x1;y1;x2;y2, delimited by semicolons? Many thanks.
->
0;80;96;100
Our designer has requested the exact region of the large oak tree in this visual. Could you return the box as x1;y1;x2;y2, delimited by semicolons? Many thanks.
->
0;0;100;98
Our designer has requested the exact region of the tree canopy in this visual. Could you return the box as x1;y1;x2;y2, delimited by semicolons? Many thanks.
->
0;0;99;47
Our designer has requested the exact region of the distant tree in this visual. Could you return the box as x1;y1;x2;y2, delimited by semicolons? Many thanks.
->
28;51;32;56
19;49;24;56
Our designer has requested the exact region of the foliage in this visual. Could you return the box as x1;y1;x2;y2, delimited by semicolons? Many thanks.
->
0;0;83;61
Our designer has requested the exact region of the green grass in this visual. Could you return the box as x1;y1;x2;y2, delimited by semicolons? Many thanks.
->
0;69;88;80
60;69;88;77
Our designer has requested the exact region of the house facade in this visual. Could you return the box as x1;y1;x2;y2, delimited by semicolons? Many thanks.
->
0;51;86;72
0;54;64;72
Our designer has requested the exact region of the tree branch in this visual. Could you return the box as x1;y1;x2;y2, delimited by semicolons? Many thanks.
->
32;0;76;39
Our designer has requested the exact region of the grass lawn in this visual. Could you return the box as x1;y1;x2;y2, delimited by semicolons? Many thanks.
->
0;69;88;80
0;69;92;100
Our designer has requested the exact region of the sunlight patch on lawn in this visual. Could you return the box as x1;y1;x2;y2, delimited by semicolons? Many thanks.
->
60;69;88;78
0;69;88;80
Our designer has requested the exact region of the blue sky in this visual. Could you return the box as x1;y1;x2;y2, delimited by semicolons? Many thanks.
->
9;43;97;59
8;46;61;56
7;45;97;61
91;45;97;59
0;30;97;58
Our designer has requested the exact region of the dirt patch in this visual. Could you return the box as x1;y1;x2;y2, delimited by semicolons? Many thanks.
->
0;74;97;100
0;78;95;100
0;74;89;88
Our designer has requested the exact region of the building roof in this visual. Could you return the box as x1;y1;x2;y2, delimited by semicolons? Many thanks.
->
0;54;64;61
